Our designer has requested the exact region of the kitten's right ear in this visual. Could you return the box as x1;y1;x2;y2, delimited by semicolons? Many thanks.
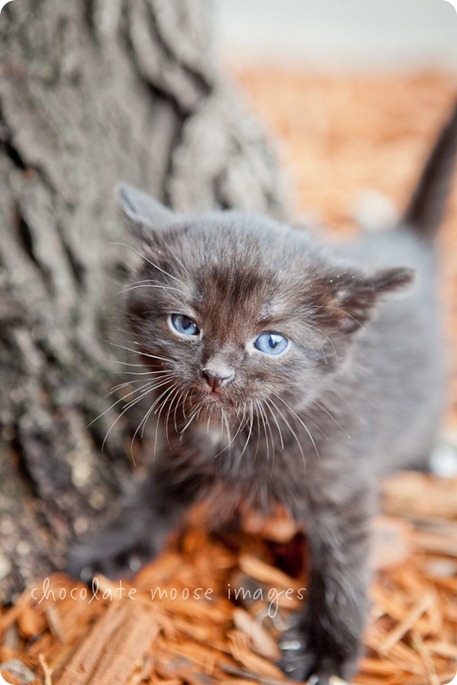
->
116;183;177;240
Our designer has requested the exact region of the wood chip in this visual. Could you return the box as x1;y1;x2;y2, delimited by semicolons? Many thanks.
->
232;609;279;660
238;555;300;591
379;594;435;654
55;600;160;685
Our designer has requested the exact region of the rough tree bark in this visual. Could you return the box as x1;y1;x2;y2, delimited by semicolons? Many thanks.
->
0;0;287;601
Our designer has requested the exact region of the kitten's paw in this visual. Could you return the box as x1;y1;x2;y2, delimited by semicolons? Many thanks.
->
279;623;319;683
68;510;162;581
279;617;358;684
68;532;153;581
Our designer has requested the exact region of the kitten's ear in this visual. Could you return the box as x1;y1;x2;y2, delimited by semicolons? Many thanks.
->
116;183;177;240
321;267;414;334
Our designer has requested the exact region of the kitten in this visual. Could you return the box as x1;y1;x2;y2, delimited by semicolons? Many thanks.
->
70;102;457;684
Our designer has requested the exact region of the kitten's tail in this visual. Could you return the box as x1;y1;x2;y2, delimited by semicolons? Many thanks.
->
402;99;457;241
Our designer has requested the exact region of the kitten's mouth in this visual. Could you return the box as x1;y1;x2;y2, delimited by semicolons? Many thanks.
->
190;383;239;412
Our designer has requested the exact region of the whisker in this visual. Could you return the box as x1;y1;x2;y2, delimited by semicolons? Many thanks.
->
222;408;232;449
117;283;183;296
134;397;156;444
172;386;187;434
177;387;191;424
130;379;181;458
215;407;246;458
254;405;262;461
126;278;171;285
108;341;174;365
110;241;185;287
263;397;285;450
113;369;173;377
268;395;307;470
152;230;193;281
106;359;147;368
148;384;179;454
212;409;223;451
272;392;320;462
261;400;276;464
255;400;270;463
180;405;200;434
155;385;179;448
239;400;255;462
299;321;332;364
89;380;157;426
101;382;159;450
312;399;351;439
326;305;364;332
106;373;175;397
229;405;248;448
152;389;170;457
164;383;185;439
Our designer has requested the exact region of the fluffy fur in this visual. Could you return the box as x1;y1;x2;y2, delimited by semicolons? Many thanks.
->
70;101;457;683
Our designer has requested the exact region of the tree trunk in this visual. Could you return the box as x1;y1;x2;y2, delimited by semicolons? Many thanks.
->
0;0;287;601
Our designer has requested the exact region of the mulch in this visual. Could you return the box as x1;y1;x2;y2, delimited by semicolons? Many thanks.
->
1;71;456;685
0;472;457;684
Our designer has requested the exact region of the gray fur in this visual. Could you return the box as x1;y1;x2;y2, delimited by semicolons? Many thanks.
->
70;101;457;684
116;183;179;237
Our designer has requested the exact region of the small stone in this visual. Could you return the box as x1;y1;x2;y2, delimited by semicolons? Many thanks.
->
0;552;12;580
16;541;31;556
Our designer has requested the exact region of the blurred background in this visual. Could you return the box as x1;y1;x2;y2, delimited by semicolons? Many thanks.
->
215;0;457;224
215;0;457;429
217;0;457;70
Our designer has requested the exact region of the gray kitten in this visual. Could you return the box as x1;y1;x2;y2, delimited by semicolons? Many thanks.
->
70;102;457;683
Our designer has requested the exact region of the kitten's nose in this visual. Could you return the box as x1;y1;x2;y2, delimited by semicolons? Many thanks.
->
202;367;235;392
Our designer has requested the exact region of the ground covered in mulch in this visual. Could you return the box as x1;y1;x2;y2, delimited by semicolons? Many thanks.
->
0;473;456;685
1;71;456;685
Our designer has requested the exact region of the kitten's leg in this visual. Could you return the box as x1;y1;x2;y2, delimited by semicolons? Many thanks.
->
280;483;374;684
68;456;210;580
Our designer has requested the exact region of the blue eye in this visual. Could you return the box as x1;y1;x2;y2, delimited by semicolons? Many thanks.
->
254;333;289;356
170;314;200;337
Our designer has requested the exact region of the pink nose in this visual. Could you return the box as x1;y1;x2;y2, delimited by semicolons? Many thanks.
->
202;368;235;392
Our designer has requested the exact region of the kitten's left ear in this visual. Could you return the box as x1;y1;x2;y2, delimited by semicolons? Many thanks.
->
322;267;414;334
116;183;177;240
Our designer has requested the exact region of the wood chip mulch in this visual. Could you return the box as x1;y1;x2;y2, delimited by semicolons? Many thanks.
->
0;472;456;685
1;72;457;685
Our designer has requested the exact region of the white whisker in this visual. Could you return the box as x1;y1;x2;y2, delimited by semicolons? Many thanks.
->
113;369;173;377
180;405;200;434
107;359;146;368
106;372;174;397
108;341;174;365
268;395;307;470
89;380;157;426
263;397;285;450
261;400;276;464
255;400;270;463
164;383;185;439
272;392;320;462
172;386;187;433
101;381;159;450
117;283;183;296
312;399;351;439
110;241;185;287
239;400;255;462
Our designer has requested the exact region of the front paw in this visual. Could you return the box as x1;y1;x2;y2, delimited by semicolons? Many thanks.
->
279;614;359;684
68;509;162;581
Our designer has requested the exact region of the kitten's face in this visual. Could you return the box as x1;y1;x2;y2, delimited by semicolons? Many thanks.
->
127;223;321;420
119;185;412;428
